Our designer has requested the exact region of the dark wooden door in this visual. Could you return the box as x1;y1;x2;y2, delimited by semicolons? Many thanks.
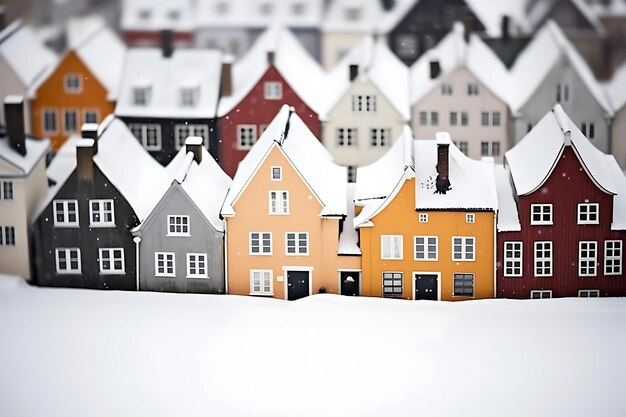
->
340;271;360;296
414;274;438;300
287;271;309;301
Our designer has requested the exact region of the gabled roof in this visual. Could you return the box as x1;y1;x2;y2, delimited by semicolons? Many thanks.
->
527;0;607;36
494;164;521;232
322;36;410;120
116;48;222;118
0;135;50;177
221;105;347;217
217;26;325;117
590;0;626;17
0;21;57;90
605;59;626;113
121;0;195;32
409;23;512;105
508;20;612;115
322;0;384;33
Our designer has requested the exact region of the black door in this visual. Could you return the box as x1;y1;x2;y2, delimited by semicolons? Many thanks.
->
287;271;310;301
340;271;360;296
414;274;438;300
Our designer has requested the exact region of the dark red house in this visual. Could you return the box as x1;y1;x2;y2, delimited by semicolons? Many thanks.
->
496;105;626;299
217;27;324;177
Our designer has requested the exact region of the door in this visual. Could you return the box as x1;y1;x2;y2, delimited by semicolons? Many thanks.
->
414;274;438;300
287;270;310;301
340;271;360;296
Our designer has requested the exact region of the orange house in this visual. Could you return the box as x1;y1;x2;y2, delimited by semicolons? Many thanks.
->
221;105;361;300
354;128;498;301
30;19;125;150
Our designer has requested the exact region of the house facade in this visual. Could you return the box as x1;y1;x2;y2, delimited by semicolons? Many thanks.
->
120;0;195;47
607;61;626;168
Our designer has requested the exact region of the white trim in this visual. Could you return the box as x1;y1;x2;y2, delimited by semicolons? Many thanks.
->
578;289;600;298
534;241;553;277
530;289;552;299
577;203;600;225
268;190;289;215
249;231;272;255
64;73;82;94
55;247;81;274
418;213;428;223
270;166;282;181
465;213;475;223
174;124;209;150
167;215;190;237
264;81;283;100
42;108;58;134
62;108;79;134
89;199;115;228
503;241;523;277
53;199;79;227
129;123;162;151
381;235;403;260
99;248;125;275
236;124;257;150
604;240;622;275
250;269;273;296
530;204;553;225
186;253;209;278
282;267;314;300
154;252;175;277
285;232;309;256
578;240;598;277
451;236;475;261
413;235;438;261
411;271;441;301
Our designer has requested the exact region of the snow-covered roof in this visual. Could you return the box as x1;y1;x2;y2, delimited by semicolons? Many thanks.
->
121;0;195;32
222;105;347;218
606;156;626;230
605;60;626;112
508;20;612;115
0;20;57;90
321;36;410;120
337;183;362;256
322;0;384;33
590;0;626;16
527;0;607;36
0;135;50;177
494;164;521;232
116;48;222;119
409;23;512;105
217;26;325;117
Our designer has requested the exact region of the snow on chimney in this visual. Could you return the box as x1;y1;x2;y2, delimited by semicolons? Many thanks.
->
4;96;26;156
81;123;98;154
220;55;234;97
186;136;203;164
435;132;452;194
76;139;96;183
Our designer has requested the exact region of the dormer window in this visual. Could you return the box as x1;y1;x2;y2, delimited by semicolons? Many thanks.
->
264;82;282;100
344;7;361;21
138;9;151;20
292;3;305;15
133;87;150;106
168;10;180;20
216;2;229;13
260;3;273;15
180;87;198;107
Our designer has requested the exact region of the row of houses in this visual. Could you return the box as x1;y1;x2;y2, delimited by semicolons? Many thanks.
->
2;96;625;300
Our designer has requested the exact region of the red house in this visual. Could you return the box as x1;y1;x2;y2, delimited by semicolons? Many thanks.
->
496;105;626;299
217;27;324;177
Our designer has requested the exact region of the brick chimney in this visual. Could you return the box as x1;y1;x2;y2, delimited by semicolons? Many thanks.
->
435;132;451;194
76;139;96;183
429;60;441;79
160;29;173;58
220;55;234;97
186;136;203;164
4;96;26;156
349;64;358;81
81;123;98;154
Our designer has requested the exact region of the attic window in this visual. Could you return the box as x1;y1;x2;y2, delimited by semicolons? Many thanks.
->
264;82;282;100
168;10;180;20
216;2;229;13
138;9;151;20
64;74;81;93
180;87;198;107
133;87;150;106
271;166;282;181
344;7;361;21
260;3;273;15
292;3;306;15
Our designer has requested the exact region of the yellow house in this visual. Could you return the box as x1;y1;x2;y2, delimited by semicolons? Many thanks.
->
221;105;361;300
354;128;497;301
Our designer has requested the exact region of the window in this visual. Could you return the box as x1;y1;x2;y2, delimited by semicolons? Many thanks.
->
466;213;475;223
481;112;489;126
83;110;98;124
237;124;257;149
481;141;500;157
395;34;418;59
481;141;489;157
534;241;552;277
138;9;151;19
167;215;190;236
174;124;208;150
458;141;468;155
53;200;79;227
419;111;427;126
129;124;162;151
467;83;479;95
155;252;175;277
504;242;523;277
452;237;475;261
578;203;599;224
168;9;180;20
216;2;228;13
453;273;474;297
43;109;58;133
286;232;309;255
0;181;13;200
89;199;115;227
63;109;78;134
0;226;16;246
578;289;600;298
347;166;357;183
336;128;357;146
344;6;361;21
250;270;273;295
370;128;390;147
292;2;305;15
271;166;282;181
414;236;437;260
269;191;289;214
492;112;501;126
352;95;376;113
264;82;282;99
186;253;208;278
461;112;468;126
492;142;500;157
450;112;458;126
430;112;438;126
418;213;428;223
180;87;197;107
55;248;81;273
531;204;552;225
530;290;552;299
133;87;150;105
382;272;403;298
604;240;622;275
64;74;81;93
441;83;453;95
259;2;273;15
99;248;125;274
381;235;403;260
556;84;570;103
579;241;597;276
250;232;272;255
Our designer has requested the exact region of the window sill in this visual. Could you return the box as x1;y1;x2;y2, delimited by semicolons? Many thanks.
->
577;222;600;225
286;253;309;256
54;224;80;228
167;233;191;237
268;212;290;216
56;271;82;275
413;258;438;261
155;274;176;278
186;275;209;279
90;223;116;228
250;253;273;256
100;271;126;275
503;275;523;278
534;275;553;278
249;293;274;297
530;222;553;226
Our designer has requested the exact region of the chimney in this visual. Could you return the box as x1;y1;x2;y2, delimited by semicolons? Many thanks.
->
380;0;395;11
0;6;5;31
185;136;203;164
435;132;451;194
267;50;275;65
81;123;99;154
429;60;441;79
4;96;26;156
160;29;173;58
349;64;359;81
76;139;96;182
462;12;473;42
501;15;510;42
220;56;234;97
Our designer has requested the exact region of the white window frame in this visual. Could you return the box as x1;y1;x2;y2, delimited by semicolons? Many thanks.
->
130;124;162;151
351;95;377;113
530;204;553;225
55;248;81;274
414;236;438;261
264;82;282;100
577;203;599;225
418;213;428;223
237;124;257;150
99;248;125;274
534;241;553;277
530;290;552;299
578;241;598;277
381;235;403;260
336;128;357;147
249;232;272;255
285;232;309;256
53;199;79;227
269;190;289;215
271;166;282;181
604;240;622;275
0;181;13;200
89;199;115;227
154;252;175;277
167;215;190;237
64;73;82;93
578;289;600;298
63;109;79;134
466;213;475;223
186;253;208;278
370;128;390;147
503;241;523;277
174;124;209;150
452;236;475;261
250;269;273;295
42;108;58;134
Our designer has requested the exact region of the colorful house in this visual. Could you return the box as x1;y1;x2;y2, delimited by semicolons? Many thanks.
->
120;0;195;47
217;26;324;177
221;105;360;300
354;127;498;300
30;17;126;150
497;104;626;299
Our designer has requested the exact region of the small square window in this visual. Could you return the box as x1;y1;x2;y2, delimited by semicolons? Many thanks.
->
250;232;272;255
468;83;479;95
237;124;257;149
441;83;453;95
578;203;599;225
452;237;475;261
286;232;309;255
55;248;81;273
53;200;79;227
155;252;175;277
264;82;282;99
250;270;273;295
466;213;475;223
99;248;125;274
89;199;115;227
381;235;403;260
181;87;197;107
84;110;98;124
531;204;553;225
65;74;81;93
271;166;282;181
418;213;428;223
167;215;190;236
453;273;474;297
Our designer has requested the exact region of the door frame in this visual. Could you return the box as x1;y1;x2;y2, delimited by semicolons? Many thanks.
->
282;266;313;300
412;271;441;301
337;269;362;296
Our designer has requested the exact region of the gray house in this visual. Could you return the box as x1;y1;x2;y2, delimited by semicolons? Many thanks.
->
132;137;231;294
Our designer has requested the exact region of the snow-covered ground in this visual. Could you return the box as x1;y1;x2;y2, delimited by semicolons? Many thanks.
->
0;276;625;417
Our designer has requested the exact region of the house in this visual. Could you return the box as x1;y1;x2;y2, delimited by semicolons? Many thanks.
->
221;105;360;300
131;137;232;294
496;104;626;299
115;36;222;166
0;20;56;128
217;26;324;178
409;23;512;162
606;60;626;168
32;116;169;290
29;17;126;150
590;0;626;70
320;36;409;182
120;0;195;47
0;97;50;280
509;21;613;154
354;127;498;300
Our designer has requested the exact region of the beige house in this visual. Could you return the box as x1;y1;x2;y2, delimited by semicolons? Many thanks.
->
607;61;626;168
409;24;512;163
0;98;49;280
